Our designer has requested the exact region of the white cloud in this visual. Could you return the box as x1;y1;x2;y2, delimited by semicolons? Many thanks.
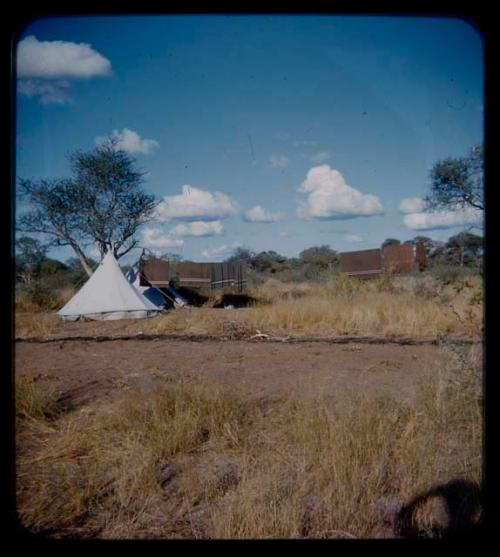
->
270;155;290;168
243;205;285;223
141;228;184;250
297;165;384;220
17;35;112;104
17;35;112;80
95;128;159;155
169;220;224;237
154;185;238;222
201;242;241;260
310;151;331;164
399;197;427;214
344;233;363;243
403;206;483;230
17;79;72;105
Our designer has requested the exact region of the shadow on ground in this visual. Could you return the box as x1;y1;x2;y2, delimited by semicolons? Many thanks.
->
395;479;484;538
212;293;258;308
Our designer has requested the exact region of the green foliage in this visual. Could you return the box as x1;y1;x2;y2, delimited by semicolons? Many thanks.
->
251;251;291;274
17;138;157;274
38;258;69;276
426;144;484;211
69;140;157;258
18;280;59;310
298;245;339;270
430;265;472;285
381;238;401;249
429;232;483;269
225;247;255;264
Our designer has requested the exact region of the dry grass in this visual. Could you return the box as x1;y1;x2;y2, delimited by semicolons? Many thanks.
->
145;274;482;339
14;274;482;340
239;274;483;338
15;375;63;422
15;285;75;313
16;342;483;539
15;312;58;338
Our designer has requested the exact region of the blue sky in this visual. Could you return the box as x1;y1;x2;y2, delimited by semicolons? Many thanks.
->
16;15;484;263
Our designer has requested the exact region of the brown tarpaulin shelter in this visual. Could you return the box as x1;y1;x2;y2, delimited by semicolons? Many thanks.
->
340;243;427;277
139;259;246;292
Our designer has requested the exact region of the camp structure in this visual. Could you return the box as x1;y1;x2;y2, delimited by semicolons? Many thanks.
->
126;264;169;308
126;263;189;308
340;242;427;278
138;258;246;292
57;251;164;321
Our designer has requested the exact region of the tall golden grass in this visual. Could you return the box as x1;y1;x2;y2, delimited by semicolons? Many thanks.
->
15;285;74;337
14;274;482;340
242;274;482;337
15;313;58;338
16;341;482;538
144;274;482;339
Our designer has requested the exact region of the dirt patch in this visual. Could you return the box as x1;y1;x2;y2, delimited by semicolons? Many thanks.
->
15;338;450;409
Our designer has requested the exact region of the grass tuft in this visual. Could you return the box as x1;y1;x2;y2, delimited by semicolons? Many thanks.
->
16;344;482;539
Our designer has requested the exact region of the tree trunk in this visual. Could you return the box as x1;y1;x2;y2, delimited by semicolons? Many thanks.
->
69;241;94;277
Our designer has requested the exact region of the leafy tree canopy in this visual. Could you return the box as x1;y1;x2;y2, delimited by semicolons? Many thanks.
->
381;238;401;249
17;139;157;276
225;247;255;264
298;245;339;270
426;144;484;211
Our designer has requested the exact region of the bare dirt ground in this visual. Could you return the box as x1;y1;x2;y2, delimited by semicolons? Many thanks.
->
14;314;483;539
15;337;448;410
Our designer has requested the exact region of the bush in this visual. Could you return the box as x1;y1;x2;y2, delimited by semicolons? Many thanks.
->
430;265;479;285
16;281;59;311
413;280;437;300
326;273;364;299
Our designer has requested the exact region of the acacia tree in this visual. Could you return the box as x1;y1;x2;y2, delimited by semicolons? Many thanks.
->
17;139;157;277
426;144;484;212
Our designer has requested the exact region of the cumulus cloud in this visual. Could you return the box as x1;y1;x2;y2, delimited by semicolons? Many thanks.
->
403;206;483;230
17;35;112;104
344;233;363;243
95;128;159;155
17;35;112;79
310;151;331;164
141;228;184;250
17;79;72;105
154;186;238;222
169;220;224;237
399;197;427;214
201;242;242;260
297;165;383;220
270;155;289;168
243;205;285;223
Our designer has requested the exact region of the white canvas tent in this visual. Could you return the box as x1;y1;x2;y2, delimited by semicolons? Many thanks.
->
58;251;163;321
126;264;168;308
